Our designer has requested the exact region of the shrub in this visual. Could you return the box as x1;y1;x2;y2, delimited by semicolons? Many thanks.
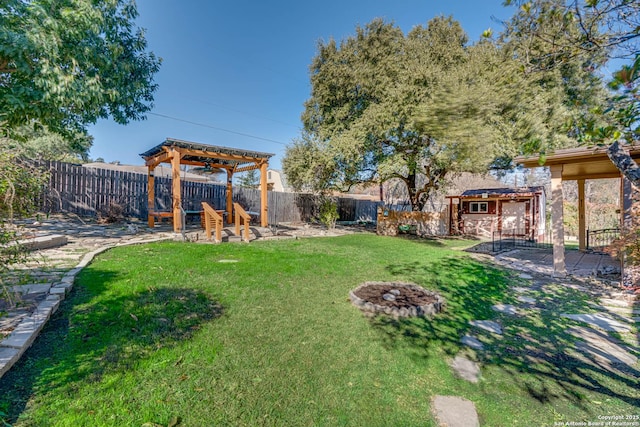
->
318;197;339;229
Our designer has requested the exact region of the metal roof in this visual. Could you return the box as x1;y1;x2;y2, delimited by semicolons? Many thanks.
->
449;186;545;198
139;137;275;168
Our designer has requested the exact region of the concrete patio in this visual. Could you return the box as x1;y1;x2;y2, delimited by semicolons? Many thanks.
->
493;248;622;281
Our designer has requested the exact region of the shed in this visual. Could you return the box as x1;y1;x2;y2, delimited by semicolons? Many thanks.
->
446;187;546;240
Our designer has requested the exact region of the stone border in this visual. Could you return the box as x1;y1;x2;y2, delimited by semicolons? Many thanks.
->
0;236;170;379
349;281;445;318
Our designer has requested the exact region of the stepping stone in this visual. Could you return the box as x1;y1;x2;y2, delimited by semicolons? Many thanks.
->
432;396;480;427
9;283;52;294
492;304;518;315
519;273;533;280
511;286;529;293
517;296;536;304
470;320;503;335
217;259;239;263
16;234;68;251
568;327;638;367
562;283;588;292
600;298;631;308
450;355;481;383
561;313;632;333
461;335;484;351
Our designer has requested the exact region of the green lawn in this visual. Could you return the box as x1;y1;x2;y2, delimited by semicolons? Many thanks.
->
0;234;637;426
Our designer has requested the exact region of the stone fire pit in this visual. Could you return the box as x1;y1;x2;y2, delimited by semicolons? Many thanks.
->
349;281;445;318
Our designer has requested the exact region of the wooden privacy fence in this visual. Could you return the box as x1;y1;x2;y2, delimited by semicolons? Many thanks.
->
36;161;382;224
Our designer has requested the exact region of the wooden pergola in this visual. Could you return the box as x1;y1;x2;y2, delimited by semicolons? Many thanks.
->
140;138;274;232
515;145;640;277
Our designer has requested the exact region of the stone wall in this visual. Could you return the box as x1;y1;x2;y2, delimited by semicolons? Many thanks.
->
376;208;448;237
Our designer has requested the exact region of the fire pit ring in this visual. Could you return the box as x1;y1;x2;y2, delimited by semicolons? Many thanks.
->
349;281;445;318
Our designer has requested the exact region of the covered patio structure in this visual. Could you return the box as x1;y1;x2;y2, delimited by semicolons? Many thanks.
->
140;138;274;232
516;145;640;277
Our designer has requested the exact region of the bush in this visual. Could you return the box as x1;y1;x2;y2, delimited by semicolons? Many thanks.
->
318;198;339;229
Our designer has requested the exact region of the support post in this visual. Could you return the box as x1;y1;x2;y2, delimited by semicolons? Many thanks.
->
578;179;586;251
260;161;268;227
226;169;234;224
147;166;155;228
171;149;182;233
550;165;566;277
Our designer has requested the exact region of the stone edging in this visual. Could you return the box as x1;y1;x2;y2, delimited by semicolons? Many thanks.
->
349;281;446;318
0;236;171;379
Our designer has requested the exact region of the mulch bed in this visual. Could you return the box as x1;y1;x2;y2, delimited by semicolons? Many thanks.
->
352;283;439;309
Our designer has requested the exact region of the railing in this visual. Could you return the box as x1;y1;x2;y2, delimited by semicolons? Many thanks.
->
492;228;552;252
201;202;224;243
587;228;620;251
233;203;252;242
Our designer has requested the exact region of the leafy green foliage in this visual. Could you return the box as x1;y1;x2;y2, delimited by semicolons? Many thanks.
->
1;123;93;162
0;0;161;136
236;169;259;189
502;0;639;153
0;151;46;219
289;18;510;210
318;197;339;229
286;16;590;210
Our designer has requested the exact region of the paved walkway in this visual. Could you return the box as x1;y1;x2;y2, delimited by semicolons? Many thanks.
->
494;248;621;280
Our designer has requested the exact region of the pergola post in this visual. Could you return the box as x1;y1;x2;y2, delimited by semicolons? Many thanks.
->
578;179;586;251
147;165;155;228
171;149;182;233
260;161;268;227
226;169;234;224
550;165;566;277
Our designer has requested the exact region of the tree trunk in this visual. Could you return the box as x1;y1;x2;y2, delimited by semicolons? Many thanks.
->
607;140;640;186
406;172;422;211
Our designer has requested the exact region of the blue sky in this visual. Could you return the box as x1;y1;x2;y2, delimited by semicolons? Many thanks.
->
87;0;516;169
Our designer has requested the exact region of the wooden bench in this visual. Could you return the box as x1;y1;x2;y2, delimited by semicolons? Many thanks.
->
148;211;174;227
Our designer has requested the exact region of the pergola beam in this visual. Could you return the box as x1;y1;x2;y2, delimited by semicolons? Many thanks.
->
234;164;260;174
145;151;172;168
174;147;264;164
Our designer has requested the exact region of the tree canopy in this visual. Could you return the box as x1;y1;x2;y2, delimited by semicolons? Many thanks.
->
0;0;161;136
502;0;640;182
285;16;589;210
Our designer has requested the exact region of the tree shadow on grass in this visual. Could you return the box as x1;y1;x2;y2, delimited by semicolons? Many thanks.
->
371;256;513;360
0;269;223;423
371;255;640;412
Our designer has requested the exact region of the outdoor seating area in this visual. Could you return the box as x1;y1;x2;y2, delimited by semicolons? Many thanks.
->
140;138;274;232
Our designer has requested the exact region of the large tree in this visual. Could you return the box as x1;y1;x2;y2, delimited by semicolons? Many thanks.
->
0;0;161;136
285;17;579;210
502;0;640;182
